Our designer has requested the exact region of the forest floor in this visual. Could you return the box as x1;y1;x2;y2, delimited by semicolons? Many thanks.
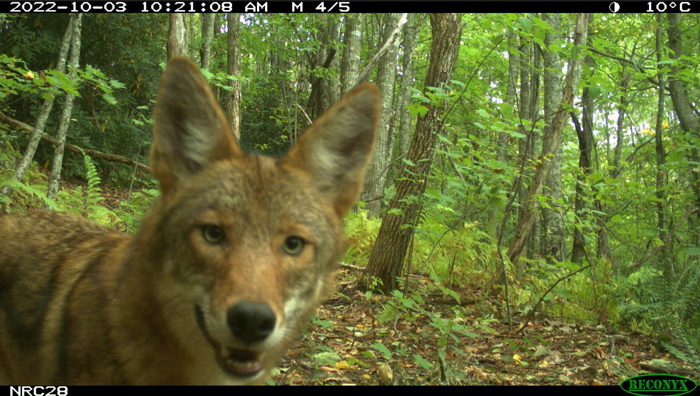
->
39;181;700;386
272;268;698;386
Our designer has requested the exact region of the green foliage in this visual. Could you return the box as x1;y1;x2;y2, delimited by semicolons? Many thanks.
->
57;151;119;226
618;263;700;368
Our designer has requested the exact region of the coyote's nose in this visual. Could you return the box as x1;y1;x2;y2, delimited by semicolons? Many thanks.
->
227;301;276;343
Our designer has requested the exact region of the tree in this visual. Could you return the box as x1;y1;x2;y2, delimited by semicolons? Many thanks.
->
46;13;83;202
365;13;402;217
397;13;419;159
363;13;462;291
167;14;188;60
227;13;241;140
0;17;74;198
340;14;363;95
541;13;565;262
666;13;700;249
571;53;596;264
200;14;215;70
507;13;590;266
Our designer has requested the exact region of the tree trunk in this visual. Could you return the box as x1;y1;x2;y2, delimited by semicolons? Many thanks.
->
167;14;188;60
325;19;342;109
1;17;74;198
227;13;242;140
305;16;339;121
571;54;596;264
666;13;700;249
541;13;565;262
397;13;418;159
200;13;215;70
366;13;402;217
488;26;520;238
355;14;407;86
507;13;590;267
655;14;670;278
340;14;363;95
526;38;542;262
46;14;83;203
515;31;534;260
597;60;630;261
363;13;462;292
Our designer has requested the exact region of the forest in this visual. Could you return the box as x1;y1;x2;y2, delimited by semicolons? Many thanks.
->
0;12;698;385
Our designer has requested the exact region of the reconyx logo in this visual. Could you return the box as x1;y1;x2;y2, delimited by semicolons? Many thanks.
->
620;374;697;396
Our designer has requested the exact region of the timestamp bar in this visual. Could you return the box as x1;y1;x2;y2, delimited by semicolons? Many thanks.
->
2;1;695;13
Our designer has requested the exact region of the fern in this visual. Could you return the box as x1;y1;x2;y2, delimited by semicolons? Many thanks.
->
0;177;57;209
83;151;104;210
73;150;118;226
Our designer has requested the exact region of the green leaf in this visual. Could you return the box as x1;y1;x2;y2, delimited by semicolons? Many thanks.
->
477;108;490;118
518;17;532;32
371;342;392;359
413;354;433;369
388;208;405;217
402;158;416;167
409;104;428;118
500;102;514;120
102;93;117;105
588;86;601;100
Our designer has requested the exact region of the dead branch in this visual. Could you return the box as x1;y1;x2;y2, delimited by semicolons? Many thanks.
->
0;112;151;173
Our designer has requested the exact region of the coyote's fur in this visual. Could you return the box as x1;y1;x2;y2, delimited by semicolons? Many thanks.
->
0;57;380;384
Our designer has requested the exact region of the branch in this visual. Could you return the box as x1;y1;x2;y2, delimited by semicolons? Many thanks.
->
354;13;408;85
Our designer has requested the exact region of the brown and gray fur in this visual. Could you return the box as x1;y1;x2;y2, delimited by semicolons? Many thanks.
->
0;57;380;384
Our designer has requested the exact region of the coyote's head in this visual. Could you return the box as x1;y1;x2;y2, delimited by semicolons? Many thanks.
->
140;57;379;384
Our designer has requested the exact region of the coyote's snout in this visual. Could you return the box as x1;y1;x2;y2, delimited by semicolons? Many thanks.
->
0;57;380;384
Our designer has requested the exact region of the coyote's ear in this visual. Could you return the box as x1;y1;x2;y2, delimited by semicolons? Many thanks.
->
151;56;241;196
283;84;380;217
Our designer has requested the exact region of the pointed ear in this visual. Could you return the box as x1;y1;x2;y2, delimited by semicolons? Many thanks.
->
283;84;380;217
150;56;241;197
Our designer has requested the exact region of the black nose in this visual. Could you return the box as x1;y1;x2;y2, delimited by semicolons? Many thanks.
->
227;301;276;343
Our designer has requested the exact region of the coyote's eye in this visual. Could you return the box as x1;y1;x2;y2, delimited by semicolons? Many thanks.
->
202;225;225;244
283;236;305;255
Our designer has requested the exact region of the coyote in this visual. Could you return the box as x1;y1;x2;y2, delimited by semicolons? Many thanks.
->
0;57;379;384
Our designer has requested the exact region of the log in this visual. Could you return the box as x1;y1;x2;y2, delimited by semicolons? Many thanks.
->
0;112;151;173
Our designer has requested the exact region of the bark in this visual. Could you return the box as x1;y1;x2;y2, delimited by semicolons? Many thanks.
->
667;13;700;248
306;16;339;120
655;14;670;278
167;14;188;60
397;13;418;159
200;13;215;70
598;58;631;261
340;14;363;95
46;14;83;203
611;67;630;180
355;13;408;86
366;13;402;217
1;17;74;198
327;20;343;108
527;39;542;261
227;13;242;140
507;13;590;267
363;14;462;292
0;113;149;173
488;26;520;238
498;27;519;164
571;54;596;264
541;13;565;262
516;33;532;229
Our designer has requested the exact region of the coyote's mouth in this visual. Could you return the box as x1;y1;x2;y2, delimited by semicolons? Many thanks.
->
194;305;264;378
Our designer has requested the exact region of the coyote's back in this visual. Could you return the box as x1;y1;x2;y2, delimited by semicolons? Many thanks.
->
0;57;380;384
